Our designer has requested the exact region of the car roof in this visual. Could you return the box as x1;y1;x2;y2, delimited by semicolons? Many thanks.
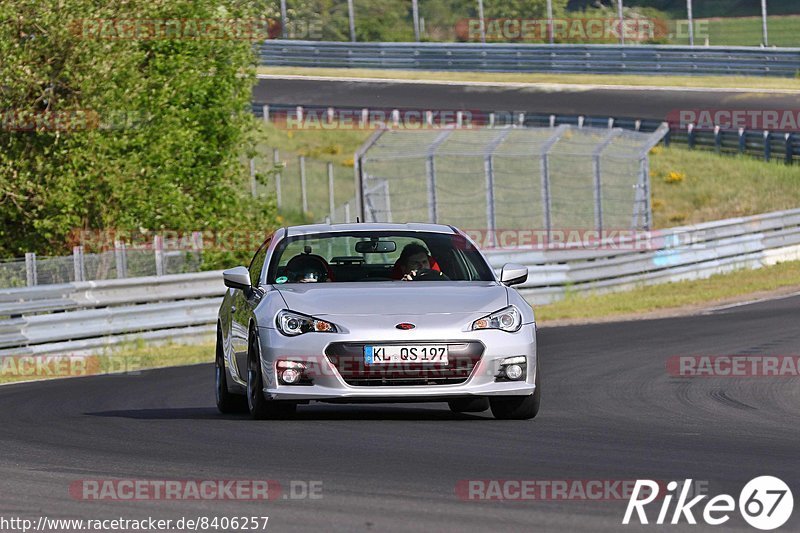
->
283;222;458;236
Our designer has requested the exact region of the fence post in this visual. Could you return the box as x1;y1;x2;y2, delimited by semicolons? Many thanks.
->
249;158;257;198
328;162;335;222
280;0;287;38
344;202;351;223
154;236;164;276
412;0;420;41
273;149;282;209
299;156;308;213
114;241;128;279
761;0;769;46
347;0;356;42
686;0;694;46
785;133;793;165
73;246;85;282
617;0;625;45
476;0;486;44
25;252;37;287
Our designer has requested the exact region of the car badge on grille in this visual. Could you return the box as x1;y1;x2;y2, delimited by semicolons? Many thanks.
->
395;323;415;330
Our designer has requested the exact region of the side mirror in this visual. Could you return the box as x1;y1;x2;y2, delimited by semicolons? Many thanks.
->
223;266;252;291
500;263;528;287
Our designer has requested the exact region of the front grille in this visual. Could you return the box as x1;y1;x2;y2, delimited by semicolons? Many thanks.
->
325;341;484;387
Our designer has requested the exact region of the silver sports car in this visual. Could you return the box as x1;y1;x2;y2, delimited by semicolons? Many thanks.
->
215;223;539;420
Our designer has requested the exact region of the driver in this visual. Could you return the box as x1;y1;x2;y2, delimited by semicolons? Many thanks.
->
398;243;436;281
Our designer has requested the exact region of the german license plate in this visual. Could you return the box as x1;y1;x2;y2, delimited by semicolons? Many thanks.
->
364;345;449;365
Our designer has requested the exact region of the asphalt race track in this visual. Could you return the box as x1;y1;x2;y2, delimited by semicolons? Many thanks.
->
253;77;800;121
1;295;799;532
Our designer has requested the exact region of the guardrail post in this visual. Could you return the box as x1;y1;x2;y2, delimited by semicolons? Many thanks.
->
488;112;495;128
687;123;695;149
262;104;269;124
764;130;771;162
25;252;37;287
153;236;164;276
73;246;85;282
328;162;335;222
114;241;128;279
785;133;794;165
738;128;746;154
273;149;282;209
714;126;722;154
299;156;308;213
249;158;257;198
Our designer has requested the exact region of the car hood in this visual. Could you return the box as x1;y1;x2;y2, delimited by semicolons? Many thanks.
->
275;282;508;316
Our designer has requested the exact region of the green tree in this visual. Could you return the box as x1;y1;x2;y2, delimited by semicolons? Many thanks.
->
0;0;275;260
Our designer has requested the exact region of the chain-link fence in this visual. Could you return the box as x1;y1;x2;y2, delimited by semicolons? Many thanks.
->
357;124;668;239
1;247;203;289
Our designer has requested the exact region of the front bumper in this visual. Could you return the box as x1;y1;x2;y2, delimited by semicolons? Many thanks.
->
257;323;537;401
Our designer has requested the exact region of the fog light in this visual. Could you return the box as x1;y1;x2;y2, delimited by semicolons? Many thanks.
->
281;368;301;384
504;364;524;380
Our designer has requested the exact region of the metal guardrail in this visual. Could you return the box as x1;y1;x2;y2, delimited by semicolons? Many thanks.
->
484;208;800;302
256;103;800;164
0;272;225;356
259;40;800;77
2;207;799;355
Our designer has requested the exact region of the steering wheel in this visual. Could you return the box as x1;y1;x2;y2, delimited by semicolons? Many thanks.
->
411;269;449;281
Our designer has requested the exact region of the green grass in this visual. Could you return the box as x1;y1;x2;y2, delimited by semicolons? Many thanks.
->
649;146;800;228
0;340;213;385
533;259;800;322
670;15;800;47
258;66;800;91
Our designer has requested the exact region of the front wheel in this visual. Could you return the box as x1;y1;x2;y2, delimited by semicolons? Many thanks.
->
247;332;297;420
489;361;540;420
216;330;248;414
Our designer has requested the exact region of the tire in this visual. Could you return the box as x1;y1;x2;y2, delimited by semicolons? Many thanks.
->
247;330;297;420
489;361;541;420
215;329;248;414
448;397;490;413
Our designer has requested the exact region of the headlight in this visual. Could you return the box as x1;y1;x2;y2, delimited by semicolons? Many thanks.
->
276;310;338;336
471;305;522;332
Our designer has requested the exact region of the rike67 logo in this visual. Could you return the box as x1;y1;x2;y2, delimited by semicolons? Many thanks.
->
623;477;793;530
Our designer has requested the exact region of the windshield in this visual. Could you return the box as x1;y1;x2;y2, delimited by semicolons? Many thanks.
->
267;231;495;284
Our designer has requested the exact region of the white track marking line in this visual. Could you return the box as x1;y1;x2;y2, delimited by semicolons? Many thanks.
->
257;74;800;95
